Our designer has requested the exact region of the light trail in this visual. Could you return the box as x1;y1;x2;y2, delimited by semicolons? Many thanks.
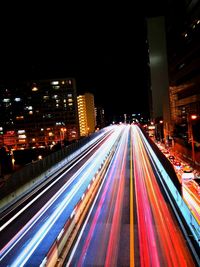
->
132;125;196;266
130;129;134;267
182;182;200;224
0;126;124;266
67;125;130;266
105;126;129;266
0;129;112;231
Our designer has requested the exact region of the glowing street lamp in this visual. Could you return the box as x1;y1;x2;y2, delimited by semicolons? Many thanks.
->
60;127;66;147
191;114;197;120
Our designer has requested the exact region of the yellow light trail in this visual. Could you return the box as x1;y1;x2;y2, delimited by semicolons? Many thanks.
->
130;131;134;267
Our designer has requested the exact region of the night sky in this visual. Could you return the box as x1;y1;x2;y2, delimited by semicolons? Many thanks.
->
0;2;165;119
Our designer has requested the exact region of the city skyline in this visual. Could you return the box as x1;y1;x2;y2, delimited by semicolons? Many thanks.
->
0;2;166;119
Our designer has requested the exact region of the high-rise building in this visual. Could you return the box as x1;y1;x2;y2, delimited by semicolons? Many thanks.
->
147;16;171;141
77;92;96;137
166;1;200;144
95;106;105;129
146;1;200;159
0;78;80;149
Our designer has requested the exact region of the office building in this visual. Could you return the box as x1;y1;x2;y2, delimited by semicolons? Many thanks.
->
147;16;171;141
0;78;79;149
166;1;200;144
95;106;105;129
77;93;96;137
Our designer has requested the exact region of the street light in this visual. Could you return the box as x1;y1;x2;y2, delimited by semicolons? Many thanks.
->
60;128;66;147
187;114;197;165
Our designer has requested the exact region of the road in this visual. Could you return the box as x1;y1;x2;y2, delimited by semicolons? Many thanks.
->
0;124;199;266
66;125;198;266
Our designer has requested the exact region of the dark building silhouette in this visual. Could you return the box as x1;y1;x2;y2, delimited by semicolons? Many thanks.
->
147;16;171;143
95;106;105;130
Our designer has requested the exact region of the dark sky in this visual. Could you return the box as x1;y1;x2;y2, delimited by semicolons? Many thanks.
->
0;2;165;119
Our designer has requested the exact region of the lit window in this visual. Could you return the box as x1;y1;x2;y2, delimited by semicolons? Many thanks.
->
32;86;38;91
19;139;26;143
51;81;59;85
18;134;26;139
25;106;33;110
3;98;10;102
14;97;21;102
16;116;24;120
18;130;25;134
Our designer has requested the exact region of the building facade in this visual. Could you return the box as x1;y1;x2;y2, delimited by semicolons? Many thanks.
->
147;16;172;142
77;92;96;137
0;78;80;149
95;106;105;129
166;1;200;144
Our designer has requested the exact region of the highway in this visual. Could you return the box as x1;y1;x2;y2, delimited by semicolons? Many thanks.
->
0;126;122;266
66;125;198;267
131;126;196;267
0;125;199;266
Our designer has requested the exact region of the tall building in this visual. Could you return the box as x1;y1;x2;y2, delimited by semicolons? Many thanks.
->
146;0;200;162
77;93;96;137
147;16;171;141
95;106;105;129
0;78;79;149
166;1;200;144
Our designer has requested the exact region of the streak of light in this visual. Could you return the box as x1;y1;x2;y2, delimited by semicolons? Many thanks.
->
105;127;129;266
66;136;124;266
132;126;160;266
0;126;124;265
182;184;200;224
130;131;134;267
0;131;110;231
67;126;129;266
132;125;195;266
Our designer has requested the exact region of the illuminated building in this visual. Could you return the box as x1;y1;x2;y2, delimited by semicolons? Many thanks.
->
166;1;200;144
0;78;80;149
146;1;200;148
77;93;96;136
